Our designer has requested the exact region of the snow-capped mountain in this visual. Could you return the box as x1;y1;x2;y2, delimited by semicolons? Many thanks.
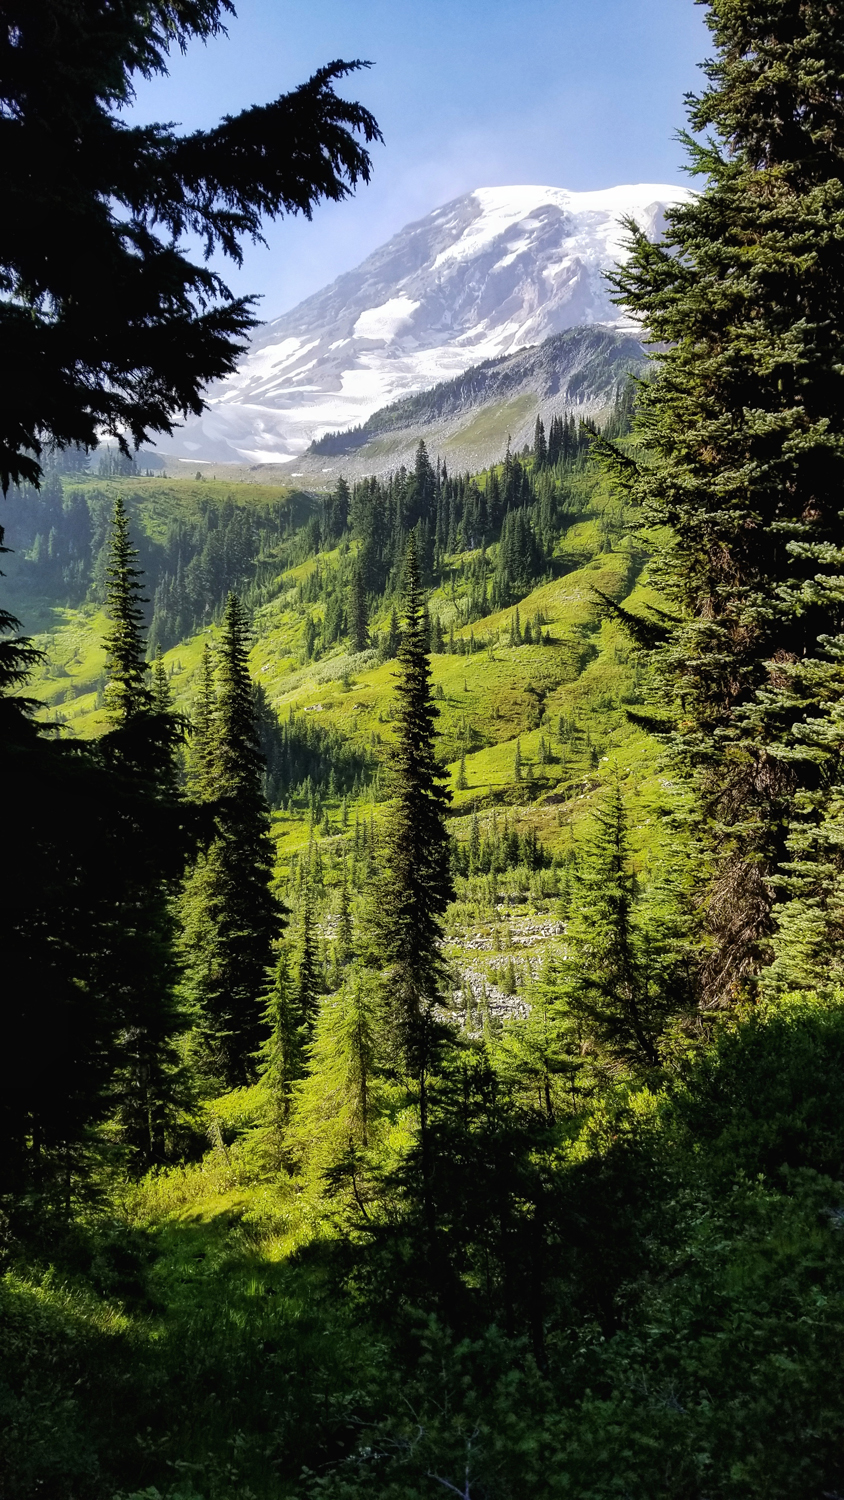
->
166;183;692;465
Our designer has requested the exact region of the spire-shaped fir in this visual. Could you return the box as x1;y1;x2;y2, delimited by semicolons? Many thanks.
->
188;642;217;801
99;498;190;1167
375;532;453;1073
103;496;151;726
533;415;547;468
258;944;305;1157
181;594;284;1088
349;566;369;654
295;889;321;1034
608;0;844;997
151;648;171;713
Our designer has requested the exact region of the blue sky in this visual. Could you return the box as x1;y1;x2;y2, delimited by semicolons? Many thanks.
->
129;0;710;320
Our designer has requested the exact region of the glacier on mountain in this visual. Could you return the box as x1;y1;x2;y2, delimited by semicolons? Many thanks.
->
165;183;692;465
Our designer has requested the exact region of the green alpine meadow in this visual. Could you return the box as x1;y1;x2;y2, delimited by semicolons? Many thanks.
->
4;1;844;1496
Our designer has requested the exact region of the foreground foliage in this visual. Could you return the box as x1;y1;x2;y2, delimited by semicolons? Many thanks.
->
3;995;844;1500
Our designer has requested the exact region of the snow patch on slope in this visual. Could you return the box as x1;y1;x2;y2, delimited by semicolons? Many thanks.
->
164;182;692;464
353;296;421;340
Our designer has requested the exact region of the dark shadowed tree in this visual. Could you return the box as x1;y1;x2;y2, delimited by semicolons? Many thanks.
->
349;566;369;654
295;890;322;1036
258;944;304;1156
99;499;191;1166
0;2;381;489
374;532;453;1083
181;594;283;1088
608;0;844;1000
102;497;152;724
187;641;217;801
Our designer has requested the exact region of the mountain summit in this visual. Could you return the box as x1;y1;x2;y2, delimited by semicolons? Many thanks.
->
167;183;692;465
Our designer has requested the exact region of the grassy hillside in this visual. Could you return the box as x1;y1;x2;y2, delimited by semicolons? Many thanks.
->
6;451;843;1500
5;445;677;1022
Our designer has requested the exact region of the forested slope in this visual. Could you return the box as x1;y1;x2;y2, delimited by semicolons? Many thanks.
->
6;0;844;1489
4;396;843;1500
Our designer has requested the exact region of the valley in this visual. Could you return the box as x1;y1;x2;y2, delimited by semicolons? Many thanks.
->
6;3;844;1489
5;412;674;1027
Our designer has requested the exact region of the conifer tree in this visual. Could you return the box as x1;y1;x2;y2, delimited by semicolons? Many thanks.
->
295;890;321;1033
349;566;369;653
555;783;693;1071
2;7;381;493
103;496;152;725
187;643;217;801
381;606;400;662
151;648;171;713
608;0;844;995
289;968;382;1201
181;594;283;1088
100;497;189;1165
258;945;304;1154
335;873;354;973
375;532;453;1073
496;954;582;1121
533;415;547;468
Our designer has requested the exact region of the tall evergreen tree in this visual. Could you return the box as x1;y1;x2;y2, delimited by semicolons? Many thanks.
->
335;873;354;973
2;4;381;491
289;968;382;1205
608;0;844;997
381;606;400;662
533;415;547;468
349;566;369;653
258;944;304;1157
151;648;171;713
187;642;217;801
181;594;283;1088
375;532;453;1074
295;889;322;1034
2;510;201;1187
556;783;694;1072
99;499;190;1166
102;496;151;725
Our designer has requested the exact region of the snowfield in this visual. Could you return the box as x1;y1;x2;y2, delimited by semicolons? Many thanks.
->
164;183;692;465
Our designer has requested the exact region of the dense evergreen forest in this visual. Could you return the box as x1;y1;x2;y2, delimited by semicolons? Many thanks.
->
5;1;844;1497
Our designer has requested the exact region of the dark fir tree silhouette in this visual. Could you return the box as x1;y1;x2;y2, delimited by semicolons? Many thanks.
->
182;593;283;1087
555;781;694;1072
151;649;170;713
258;945;304;1154
1;4;381;490
533;415;547;467
103;497;151;725
375;532;453;1074
335;873;354;973
100;498;190;1166
295;890;322;1035
187;642;217;802
349;566;369;653
381;606;401;662
1;506;198;1187
608;0;844;998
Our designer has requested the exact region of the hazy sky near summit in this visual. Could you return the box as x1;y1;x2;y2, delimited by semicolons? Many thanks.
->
129;0;709;321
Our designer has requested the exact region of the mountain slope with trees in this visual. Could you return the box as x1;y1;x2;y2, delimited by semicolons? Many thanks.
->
5;0;844;1496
